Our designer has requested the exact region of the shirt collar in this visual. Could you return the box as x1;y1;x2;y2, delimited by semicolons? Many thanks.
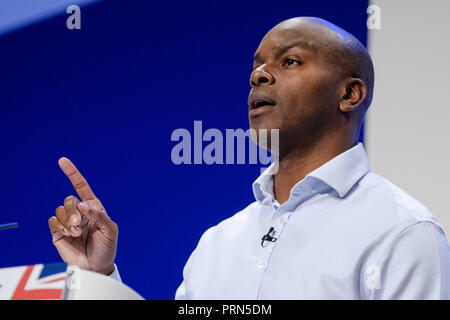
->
252;143;371;202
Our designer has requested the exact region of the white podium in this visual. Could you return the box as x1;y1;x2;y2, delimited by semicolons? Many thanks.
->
62;265;144;300
0;262;144;300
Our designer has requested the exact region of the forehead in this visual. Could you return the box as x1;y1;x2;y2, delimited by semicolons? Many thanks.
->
255;22;338;57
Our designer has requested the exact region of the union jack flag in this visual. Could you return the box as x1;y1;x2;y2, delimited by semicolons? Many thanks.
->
0;263;68;300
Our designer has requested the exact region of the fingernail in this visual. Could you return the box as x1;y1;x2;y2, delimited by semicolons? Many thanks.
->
71;226;81;235
79;202;91;210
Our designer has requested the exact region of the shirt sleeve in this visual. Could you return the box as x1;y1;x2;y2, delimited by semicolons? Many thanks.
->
175;280;187;299
174;249;196;300
369;221;450;299
107;263;122;282
174;226;217;300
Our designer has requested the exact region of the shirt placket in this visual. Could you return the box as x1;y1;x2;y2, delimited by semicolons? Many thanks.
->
254;199;293;299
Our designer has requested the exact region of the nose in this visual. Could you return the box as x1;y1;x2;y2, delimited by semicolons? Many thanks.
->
250;66;274;87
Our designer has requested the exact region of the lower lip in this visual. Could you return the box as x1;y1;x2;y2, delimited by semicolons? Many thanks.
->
249;105;276;117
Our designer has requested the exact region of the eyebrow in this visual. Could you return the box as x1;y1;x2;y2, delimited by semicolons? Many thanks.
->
253;40;315;61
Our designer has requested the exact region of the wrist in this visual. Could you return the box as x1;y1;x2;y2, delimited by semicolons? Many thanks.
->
96;264;115;276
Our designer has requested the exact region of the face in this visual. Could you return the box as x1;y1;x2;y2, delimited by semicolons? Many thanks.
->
248;23;345;155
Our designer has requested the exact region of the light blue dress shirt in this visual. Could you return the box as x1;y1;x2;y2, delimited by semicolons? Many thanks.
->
174;143;450;299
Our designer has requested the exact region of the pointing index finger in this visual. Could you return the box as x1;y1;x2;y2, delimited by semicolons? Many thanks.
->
58;157;96;201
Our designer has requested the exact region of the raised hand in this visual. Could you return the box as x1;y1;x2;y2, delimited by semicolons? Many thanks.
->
48;157;118;275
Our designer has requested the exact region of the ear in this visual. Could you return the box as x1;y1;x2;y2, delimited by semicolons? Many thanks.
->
339;78;367;113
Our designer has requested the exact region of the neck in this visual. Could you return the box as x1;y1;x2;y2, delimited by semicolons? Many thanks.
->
273;137;357;204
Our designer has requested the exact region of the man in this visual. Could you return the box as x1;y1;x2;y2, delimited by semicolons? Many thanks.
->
48;17;450;299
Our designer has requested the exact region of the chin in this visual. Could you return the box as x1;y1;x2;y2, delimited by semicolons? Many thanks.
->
249;122;280;149
249;118;278;132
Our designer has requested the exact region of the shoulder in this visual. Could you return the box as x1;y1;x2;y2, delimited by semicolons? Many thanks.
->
195;201;259;247
357;172;450;266
359;171;442;228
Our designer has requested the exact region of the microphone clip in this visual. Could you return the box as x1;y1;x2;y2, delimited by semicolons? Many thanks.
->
261;227;277;247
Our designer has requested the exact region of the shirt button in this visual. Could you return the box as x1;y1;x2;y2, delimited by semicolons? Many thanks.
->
277;216;286;224
256;261;265;269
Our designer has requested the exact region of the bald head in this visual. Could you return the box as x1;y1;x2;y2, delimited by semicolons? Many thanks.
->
268;17;374;111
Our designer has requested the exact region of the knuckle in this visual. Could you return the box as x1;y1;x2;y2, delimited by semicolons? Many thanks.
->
73;180;87;190
64;195;73;202
64;195;78;206
55;205;65;215
111;221;119;235
55;209;69;226
48;216;62;231
64;195;76;205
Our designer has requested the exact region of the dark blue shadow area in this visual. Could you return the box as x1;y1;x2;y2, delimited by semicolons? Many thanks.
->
0;0;368;299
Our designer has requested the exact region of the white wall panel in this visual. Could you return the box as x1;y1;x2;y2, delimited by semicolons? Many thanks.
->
367;0;450;234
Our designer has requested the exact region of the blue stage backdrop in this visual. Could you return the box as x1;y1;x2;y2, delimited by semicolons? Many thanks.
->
0;0;368;299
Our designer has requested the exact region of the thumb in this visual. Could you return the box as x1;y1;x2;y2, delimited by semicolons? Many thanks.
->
77;202;117;234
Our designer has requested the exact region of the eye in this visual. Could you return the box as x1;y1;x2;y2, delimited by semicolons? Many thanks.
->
282;58;301;67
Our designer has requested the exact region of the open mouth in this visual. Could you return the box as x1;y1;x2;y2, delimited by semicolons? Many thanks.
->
249;93;277;110
252;99;276;109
